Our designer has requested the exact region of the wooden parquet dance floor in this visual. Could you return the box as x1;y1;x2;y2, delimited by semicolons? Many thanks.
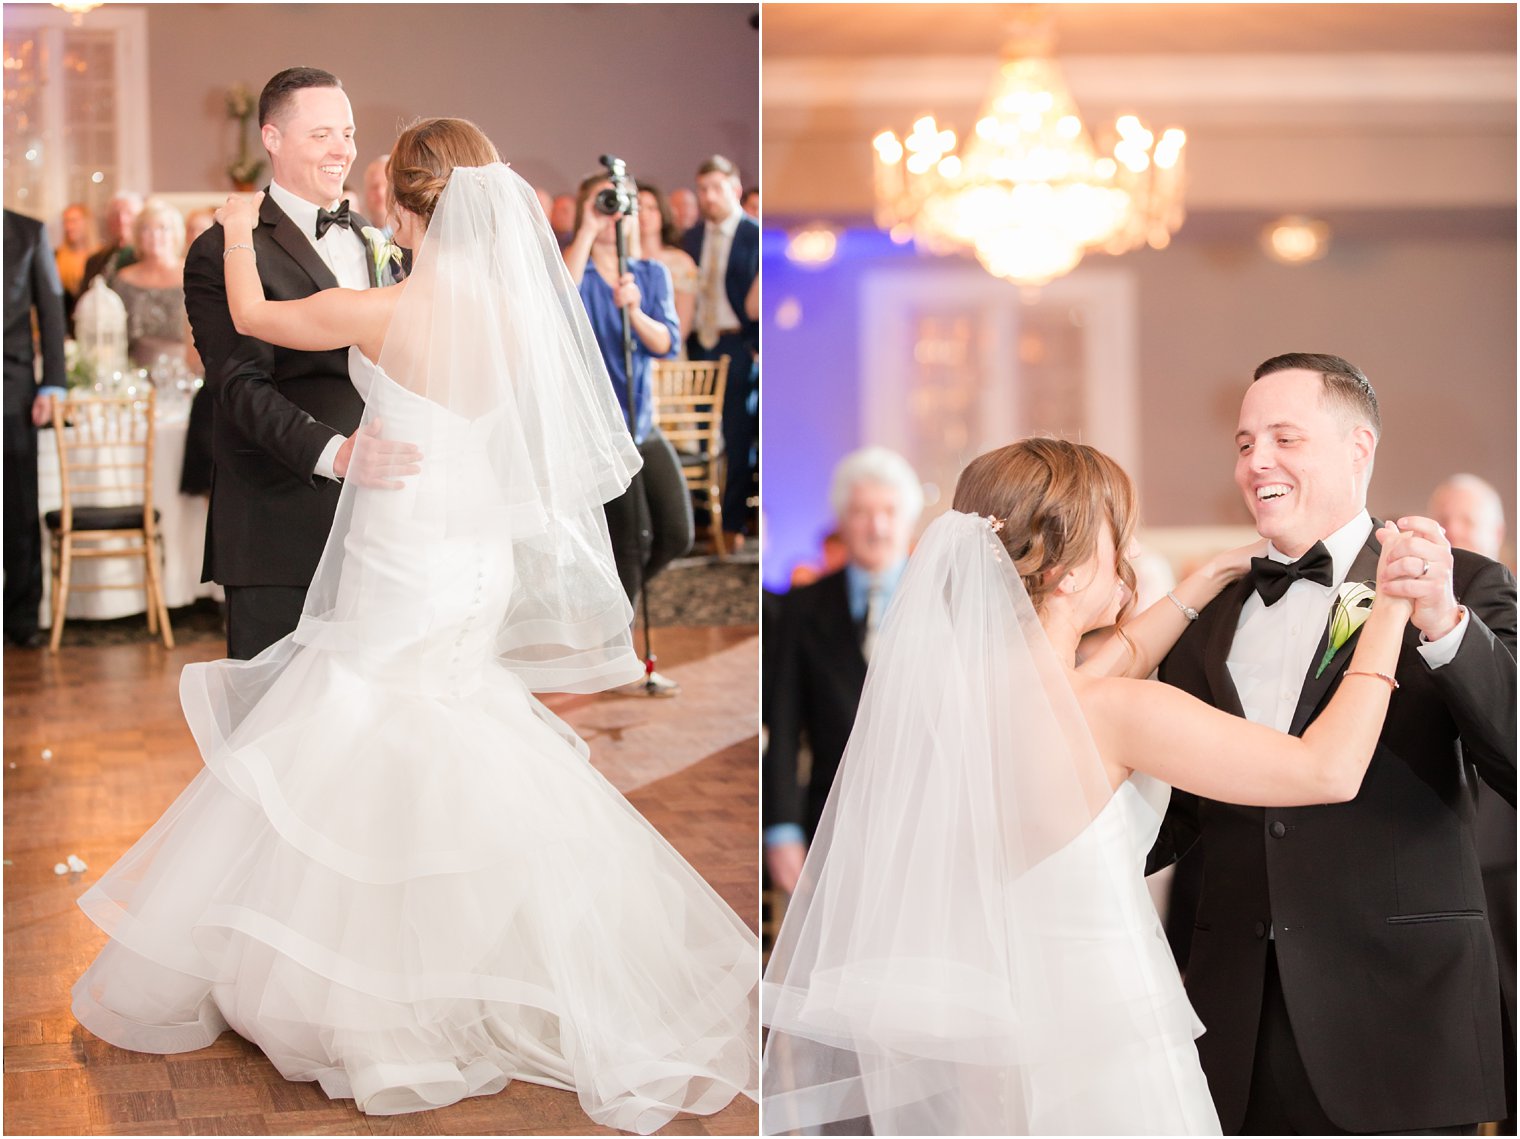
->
3;626;760;1136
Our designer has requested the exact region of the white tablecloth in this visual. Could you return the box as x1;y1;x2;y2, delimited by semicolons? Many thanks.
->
37;405;222;625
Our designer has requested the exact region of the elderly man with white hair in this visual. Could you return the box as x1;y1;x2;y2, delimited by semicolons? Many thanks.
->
763;447;924;894
80;190;143;292
1429;473;1506;563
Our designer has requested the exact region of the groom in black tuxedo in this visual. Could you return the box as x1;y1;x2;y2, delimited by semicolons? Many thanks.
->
186;67;404;660
1148;353;1515;1134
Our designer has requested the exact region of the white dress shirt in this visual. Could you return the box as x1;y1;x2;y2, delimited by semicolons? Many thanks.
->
695;205;743;348
1229;509;1467;733
266;181;372;480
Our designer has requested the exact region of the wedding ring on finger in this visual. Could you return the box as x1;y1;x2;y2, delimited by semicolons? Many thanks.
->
1420;559;1431;578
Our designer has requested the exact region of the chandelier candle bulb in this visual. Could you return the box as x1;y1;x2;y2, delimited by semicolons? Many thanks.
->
872;40;1187;287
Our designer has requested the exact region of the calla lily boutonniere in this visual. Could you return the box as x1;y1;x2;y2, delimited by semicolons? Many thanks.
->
361;225;404;284
1316;580;1376;678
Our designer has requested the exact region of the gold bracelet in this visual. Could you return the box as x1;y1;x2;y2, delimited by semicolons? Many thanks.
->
1344;670;1399;691
223;243;254;260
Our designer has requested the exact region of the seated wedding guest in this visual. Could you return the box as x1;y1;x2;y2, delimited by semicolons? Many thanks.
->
184;207;216;249
1430;473;1507;565
80;191;142;292
109;199;188;368
181;209;215;373
668;186;700;236
1429;471;1514;1133
362;155;391;235
550;193;577;248
787;530;848;589
564;170;693;694
763;447;923;893
54;202;96;328
741;186;759;218
637;184;697;349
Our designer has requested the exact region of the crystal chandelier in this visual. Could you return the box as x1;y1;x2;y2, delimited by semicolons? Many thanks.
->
51;0;104;24
872;26;1187;287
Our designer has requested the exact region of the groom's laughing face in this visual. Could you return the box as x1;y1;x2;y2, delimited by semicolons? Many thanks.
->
1233;368;1373;558
262;86;357;207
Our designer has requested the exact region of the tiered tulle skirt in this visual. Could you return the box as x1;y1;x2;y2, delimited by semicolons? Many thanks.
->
73;650;758;1132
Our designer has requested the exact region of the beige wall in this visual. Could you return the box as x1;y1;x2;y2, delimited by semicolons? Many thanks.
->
1131;233;1516;533
144;3;758;198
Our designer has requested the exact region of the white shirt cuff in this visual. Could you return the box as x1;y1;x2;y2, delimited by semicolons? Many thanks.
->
313;435;345;482
1416;606;1469;669
765;823;807;848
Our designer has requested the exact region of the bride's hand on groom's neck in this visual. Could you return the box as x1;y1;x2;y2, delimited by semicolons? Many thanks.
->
1201;538;1268;589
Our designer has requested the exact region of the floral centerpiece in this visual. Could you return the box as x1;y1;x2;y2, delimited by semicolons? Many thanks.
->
225;83;265;190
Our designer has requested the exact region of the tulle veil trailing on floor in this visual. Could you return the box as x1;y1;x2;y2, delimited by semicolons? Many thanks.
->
72;163;759;1132
760;510;1219;1135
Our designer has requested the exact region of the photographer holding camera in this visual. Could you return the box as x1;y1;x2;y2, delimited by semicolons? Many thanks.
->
565;160;694;695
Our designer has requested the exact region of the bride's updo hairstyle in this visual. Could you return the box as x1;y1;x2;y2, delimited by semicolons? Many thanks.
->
953;437;1138;620
387;117;501;226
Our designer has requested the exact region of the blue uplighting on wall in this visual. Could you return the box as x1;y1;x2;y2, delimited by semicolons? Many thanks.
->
760;225;923;592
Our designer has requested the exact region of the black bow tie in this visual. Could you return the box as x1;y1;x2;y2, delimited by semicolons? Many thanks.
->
314;201;352;240
1248;541;1335;606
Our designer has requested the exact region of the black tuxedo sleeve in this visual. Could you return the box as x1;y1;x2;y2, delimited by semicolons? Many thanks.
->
184;227;337;487
1429;557;1517;806
762;591;807;832
30;222;66;389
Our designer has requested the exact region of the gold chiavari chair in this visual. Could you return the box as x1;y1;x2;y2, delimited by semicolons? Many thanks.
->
47;389;173;651
652;355;729;557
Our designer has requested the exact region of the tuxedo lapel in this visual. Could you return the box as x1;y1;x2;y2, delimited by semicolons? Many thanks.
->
1287;525;1385;737
260;192;339;292
1203;579;1252;717
345;209;392;289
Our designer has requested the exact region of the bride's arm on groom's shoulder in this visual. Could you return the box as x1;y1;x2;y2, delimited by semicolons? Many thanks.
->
1086;524;1414;806
1078;540;1263;680
215;192;392;358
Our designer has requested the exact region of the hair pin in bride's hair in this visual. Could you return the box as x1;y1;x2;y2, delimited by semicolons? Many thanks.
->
984;514;1006;562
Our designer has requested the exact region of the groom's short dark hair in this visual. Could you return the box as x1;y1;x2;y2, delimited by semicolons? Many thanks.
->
259;67;343;128
1254;352;1381;440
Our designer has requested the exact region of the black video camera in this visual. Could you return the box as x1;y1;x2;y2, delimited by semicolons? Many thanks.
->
594;153;638;218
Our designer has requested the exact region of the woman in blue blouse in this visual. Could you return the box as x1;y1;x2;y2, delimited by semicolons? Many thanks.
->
565;171;695;692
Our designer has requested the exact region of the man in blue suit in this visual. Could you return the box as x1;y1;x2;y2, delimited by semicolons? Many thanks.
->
682;156;758;554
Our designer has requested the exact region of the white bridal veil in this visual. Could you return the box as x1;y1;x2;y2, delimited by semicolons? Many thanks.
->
761;511;1207;1135
182;163;646;762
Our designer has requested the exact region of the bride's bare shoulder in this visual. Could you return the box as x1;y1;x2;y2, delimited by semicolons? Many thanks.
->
1067;672;1156;786
1069;669;1147;708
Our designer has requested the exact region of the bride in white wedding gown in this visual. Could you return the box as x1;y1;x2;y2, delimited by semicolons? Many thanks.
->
72;119;758;1133
761;439;1411;1135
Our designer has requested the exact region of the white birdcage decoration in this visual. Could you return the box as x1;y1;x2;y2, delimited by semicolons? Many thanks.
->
74;275;128;385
